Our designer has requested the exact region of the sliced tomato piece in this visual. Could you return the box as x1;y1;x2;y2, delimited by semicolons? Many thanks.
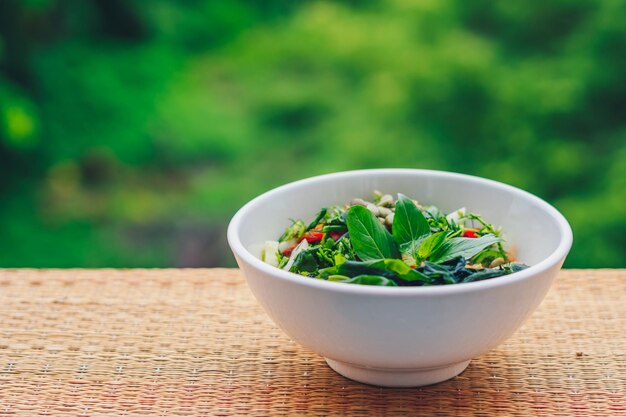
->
462;230;478;238
303;231;325;243
329;231;346;241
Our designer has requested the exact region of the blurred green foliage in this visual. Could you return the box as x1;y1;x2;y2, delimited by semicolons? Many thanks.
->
0;0;624;268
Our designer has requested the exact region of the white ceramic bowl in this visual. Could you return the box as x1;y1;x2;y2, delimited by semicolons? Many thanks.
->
227;169;572;387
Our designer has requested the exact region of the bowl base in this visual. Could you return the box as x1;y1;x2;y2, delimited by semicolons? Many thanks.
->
325;358;471;387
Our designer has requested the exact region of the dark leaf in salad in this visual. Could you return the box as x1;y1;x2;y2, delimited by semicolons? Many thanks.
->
332;259;432;285
346;205;400;261
322;225;348;232
461;263;529;283
392;193;430;245
460;268;507;282
290;250;318;273
418;258;469;284
335;260;398;280
430;234;501;264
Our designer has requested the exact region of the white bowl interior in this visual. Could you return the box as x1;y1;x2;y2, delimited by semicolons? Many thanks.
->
236;170;564;266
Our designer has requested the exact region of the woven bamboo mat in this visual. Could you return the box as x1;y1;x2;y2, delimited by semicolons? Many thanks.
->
0;269;623;416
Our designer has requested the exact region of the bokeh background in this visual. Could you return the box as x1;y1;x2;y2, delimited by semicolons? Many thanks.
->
0;0;624;268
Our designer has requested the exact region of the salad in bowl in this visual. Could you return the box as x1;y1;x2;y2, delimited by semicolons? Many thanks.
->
260;191;527;286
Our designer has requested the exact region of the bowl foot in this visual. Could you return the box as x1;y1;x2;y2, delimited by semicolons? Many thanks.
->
325;358;471;387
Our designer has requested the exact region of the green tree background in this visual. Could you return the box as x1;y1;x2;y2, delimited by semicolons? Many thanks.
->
0;0;624;268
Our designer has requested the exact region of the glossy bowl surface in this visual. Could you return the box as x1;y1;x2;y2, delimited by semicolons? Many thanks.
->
227;169;572;386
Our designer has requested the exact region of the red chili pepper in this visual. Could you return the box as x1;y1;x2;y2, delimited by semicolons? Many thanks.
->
329;231;346;241
462;230;478;238
303;231;325;243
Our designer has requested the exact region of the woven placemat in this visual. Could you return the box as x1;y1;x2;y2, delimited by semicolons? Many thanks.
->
0;269;624;416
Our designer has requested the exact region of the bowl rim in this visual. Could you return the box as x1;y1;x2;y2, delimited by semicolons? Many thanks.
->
227;169;573;296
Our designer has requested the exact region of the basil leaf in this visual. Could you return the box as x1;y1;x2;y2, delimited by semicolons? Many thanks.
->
399;231;446;264
337;260;397;280
346;205;400;261
392;193;430;245
430;234;502;264
367;259;432;283
472;249;503;266
417;231;448;260
333;274;398;287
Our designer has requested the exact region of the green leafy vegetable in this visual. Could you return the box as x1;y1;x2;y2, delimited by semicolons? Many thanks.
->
332;259;432;284
392;193;430;244
346;205;400;261
417;231;447;260
289;249;318;272
335;260;398;280
419;260;466;284
370;259;432;283
430;234;501;264
306;208;328;231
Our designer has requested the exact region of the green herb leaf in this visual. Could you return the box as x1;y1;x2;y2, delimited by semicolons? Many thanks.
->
336;259;432;284
398;236;426;257
417;231;448;260
392;193;430;244
430;234;502;264
322;225;348;232
306;208;327;231
289;248;318;273
419;260;464;284
367;259;432;283
460;268;506;283
332;274;398;286
346;205;400;261
472;249;502;267
461;263;528;282
337;260;397;280
327;274;351;281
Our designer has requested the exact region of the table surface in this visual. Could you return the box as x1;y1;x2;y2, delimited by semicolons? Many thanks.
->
0;269;623;416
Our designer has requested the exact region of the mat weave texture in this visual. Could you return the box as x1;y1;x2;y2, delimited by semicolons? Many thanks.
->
0;269;623;416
